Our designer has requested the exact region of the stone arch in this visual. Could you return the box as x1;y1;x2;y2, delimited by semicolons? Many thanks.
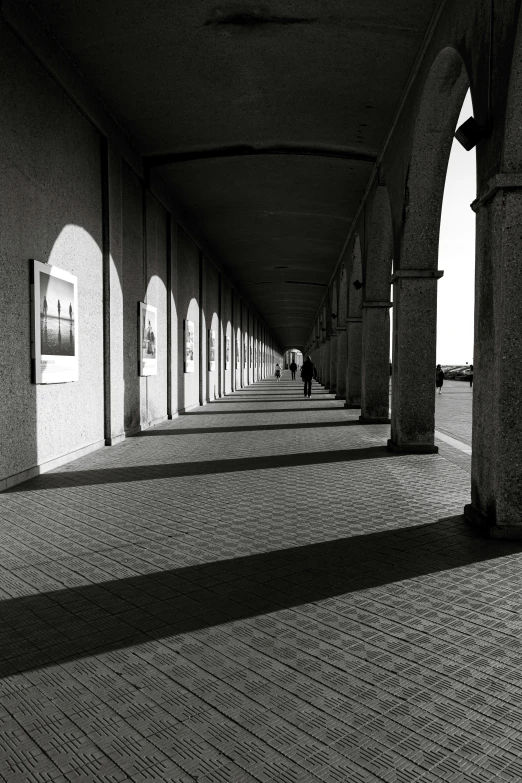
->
330;280;338;328
389;47;471;452
502;6;522;171
338;263;348;326
348;235;363;317
399;46;470;271
365;186;394;301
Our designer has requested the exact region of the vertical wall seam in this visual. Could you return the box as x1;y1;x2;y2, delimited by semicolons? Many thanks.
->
166;214;172;417
199;251;204;406
100;135;111;445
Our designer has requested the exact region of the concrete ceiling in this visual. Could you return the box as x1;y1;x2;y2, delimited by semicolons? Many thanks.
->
29;0;440;348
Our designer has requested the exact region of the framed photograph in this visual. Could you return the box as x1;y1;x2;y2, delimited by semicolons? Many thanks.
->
208;329;216;371
31;259;78;384
184;319;195;372
225;335;230;369
138;302;157;376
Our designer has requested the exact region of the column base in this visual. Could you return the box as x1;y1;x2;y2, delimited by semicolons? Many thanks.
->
105;432;126;446
464;503;522;539
359;416;391;424
344;403;360;409
387;439;438;454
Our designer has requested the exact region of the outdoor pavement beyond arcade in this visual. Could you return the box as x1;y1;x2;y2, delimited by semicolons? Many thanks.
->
1;374;522;782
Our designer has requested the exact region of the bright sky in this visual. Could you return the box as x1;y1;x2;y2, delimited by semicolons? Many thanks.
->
436;90;476;365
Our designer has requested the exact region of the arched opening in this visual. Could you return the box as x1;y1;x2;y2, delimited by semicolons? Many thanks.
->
338;264;348;326
361;186;394;421
345;235;363;407
437;88;476;415
390;46;470;451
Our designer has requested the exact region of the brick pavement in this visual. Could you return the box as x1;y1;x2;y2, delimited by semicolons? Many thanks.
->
434;380;473;447
1;372;521;782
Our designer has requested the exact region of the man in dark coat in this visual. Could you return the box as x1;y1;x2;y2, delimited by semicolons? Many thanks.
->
301;356;316;398
289;359;298;380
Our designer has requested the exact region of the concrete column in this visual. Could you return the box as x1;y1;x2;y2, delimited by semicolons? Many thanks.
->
323;339;331;389
388;270;443;452
360;302;392;423
345;317;362;409
335;327;347;400
102;139;125;445
328;334;338;393
319;342;326;384
465;186;522;536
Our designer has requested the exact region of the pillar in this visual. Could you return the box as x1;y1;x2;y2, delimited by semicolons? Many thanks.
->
388;270;443;452
335;327;347;399
323;339;331;388
329;333;338;393
360;302;392;423
102;139;125;444
465;183;522;536
318;341;326;386
344;317;362;408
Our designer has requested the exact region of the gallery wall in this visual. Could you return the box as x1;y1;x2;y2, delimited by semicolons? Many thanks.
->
205;258;220;403
0;18;282;491
144;192;168;426
177;228;200;414
222;284;233;396
0;22;104;487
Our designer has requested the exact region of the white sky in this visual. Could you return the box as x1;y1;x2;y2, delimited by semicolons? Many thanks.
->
389;92;475;365
436;90;476;365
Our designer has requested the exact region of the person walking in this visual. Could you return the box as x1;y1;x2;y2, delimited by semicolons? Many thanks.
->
436;364;444;394
69;302;73;320
275;363;282;381
43;296;48;317
301;356;315;398
469;364;473;389
57;299;61;319
289;359;298;380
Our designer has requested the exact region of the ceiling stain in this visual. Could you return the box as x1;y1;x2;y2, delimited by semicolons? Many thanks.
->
205;7;318;27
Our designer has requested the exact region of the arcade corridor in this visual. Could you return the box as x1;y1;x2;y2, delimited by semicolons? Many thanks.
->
1;376;521;782
2;0;522;780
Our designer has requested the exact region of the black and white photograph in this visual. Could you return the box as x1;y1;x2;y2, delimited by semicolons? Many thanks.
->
31;260;78;383
208;328;215;371
184;318;194;372
4;3;522;782
138;302;157;376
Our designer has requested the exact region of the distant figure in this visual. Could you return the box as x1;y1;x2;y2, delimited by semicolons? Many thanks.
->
57;299;61;319
275;363;282;381
436;364;444;394
469;364;473;389
301;356;316;398
43;296;48;317
69;303;73;319
289;360;298;380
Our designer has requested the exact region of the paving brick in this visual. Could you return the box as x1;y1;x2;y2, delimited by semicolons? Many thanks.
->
0;375;517;781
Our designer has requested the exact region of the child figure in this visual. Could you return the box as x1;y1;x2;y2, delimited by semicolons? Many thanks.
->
275;363;282;381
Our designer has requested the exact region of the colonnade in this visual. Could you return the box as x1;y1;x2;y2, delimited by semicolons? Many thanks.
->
304;36;522;538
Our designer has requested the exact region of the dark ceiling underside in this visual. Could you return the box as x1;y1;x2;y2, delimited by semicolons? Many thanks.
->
30;0;440;348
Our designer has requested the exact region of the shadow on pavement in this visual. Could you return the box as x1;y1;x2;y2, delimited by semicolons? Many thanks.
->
9;446;396;492
0;516;518;678
135;420;369;437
